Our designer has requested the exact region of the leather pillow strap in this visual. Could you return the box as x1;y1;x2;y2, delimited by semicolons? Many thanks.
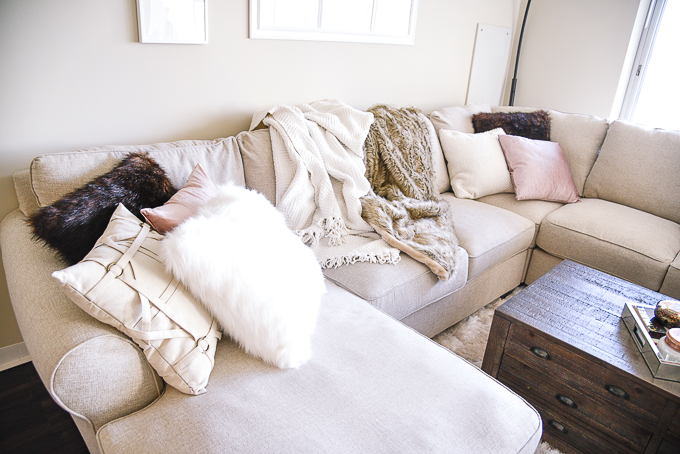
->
86;222;151;301
85;223;191;341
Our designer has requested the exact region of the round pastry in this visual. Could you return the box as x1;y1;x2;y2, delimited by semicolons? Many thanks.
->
655;300;680;328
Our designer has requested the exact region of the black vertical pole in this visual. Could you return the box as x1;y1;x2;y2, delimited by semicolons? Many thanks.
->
509;0;532;106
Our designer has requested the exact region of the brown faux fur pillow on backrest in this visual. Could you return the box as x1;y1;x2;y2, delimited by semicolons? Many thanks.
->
472;110;551;141
29;152;177;265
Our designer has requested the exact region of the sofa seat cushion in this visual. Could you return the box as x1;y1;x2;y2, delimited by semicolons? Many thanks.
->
537;198;680;290
441;193;535;279
323;250;468;322
660;253;680;300
97;281;542;454
477;193;564;247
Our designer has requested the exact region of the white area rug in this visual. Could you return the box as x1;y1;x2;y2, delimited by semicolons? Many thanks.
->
433;286;564;454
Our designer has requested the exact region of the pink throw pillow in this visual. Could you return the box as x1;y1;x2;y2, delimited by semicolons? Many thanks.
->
141;164;217;233
498;135;579;203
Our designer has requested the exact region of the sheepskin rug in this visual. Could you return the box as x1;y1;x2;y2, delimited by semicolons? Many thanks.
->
433;286;564;454
432;288;520;367
160;184;326;369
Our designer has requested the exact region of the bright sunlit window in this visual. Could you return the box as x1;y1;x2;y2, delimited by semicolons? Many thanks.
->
249;0;418;45
621;0;680;131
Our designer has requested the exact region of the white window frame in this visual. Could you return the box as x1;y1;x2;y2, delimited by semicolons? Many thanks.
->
249;0;419;45
619;0;667;120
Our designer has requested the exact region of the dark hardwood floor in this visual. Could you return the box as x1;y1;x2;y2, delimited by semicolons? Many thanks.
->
0;362;89;454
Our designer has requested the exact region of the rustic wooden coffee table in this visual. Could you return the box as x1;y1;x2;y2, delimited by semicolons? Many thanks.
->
482;260;680;454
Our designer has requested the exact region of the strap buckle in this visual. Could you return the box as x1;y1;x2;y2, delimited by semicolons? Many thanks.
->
106;263;125;278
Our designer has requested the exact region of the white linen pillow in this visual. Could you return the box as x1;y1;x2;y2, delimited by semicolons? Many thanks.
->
439;128;513;199
160;183;325;369
52;204;221;396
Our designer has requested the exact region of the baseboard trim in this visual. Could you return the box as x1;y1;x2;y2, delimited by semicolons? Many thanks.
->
0;342;31;372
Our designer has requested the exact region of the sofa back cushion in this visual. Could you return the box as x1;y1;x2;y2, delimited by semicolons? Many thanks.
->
421;114;451;194
238;114;450;203
430;104;492;134
584;120;680;224
492;107;609;196
548;110;609;196
13;170;40;216
236;129;277;205
27;138;245;210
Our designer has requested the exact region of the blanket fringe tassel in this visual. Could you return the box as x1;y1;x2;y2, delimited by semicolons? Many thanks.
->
319;250;401;269
297;216;350;247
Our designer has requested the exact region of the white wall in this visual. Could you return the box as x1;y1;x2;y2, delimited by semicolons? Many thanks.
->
503;0;643;118
0;0;515;349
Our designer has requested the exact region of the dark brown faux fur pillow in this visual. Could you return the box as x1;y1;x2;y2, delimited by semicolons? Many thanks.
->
29;152;176;265
472;110;551;141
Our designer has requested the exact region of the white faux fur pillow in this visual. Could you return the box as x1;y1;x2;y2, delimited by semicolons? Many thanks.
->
160;184;325;369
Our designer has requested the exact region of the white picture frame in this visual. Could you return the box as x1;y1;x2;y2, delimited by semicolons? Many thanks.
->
249;0;418;46
137;0;208;44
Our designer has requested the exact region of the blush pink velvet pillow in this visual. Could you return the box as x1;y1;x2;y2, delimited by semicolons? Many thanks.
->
141;164;217;233
498;135;579;203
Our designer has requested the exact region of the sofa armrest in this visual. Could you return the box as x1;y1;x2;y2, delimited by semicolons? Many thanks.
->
0;210;164;433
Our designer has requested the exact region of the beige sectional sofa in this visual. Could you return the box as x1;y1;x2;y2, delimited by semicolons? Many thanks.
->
2;102;679;453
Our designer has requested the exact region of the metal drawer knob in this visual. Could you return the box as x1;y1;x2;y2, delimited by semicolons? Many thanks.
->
530;346;551;360
556;394;578;409
548;419;568;435
605;384;629;400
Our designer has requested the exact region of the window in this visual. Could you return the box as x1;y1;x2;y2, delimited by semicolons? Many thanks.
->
620;0;680;131
249;0;419;45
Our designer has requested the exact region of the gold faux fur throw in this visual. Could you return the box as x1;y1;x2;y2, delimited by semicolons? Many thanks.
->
361;105;464;280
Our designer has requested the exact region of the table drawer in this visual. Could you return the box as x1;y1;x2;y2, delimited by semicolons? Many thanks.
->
657;435;680;454
499;356;652;452
667;406;680;438
506;324;665;424
503;375;637;454
660;407;680;454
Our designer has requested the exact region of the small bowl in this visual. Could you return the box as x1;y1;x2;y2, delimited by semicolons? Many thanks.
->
655;300;680;328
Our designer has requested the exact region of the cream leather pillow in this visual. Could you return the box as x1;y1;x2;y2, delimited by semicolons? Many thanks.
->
52;204;221;395
439;128;512;199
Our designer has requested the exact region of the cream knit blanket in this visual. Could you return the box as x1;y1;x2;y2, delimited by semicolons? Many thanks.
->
250;99;400;268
